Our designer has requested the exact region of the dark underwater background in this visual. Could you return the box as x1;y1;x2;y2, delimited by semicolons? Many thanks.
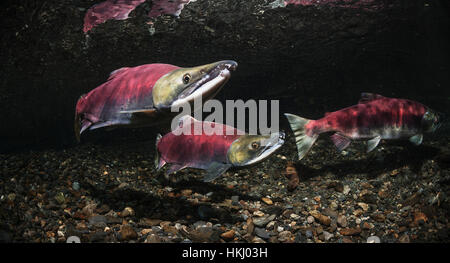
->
0;0;449;243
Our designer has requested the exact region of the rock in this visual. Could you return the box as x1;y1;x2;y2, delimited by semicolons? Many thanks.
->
307;216;315;224
371;213;386;222
399;234;410;243
378;189;389;199
251;236;266;243
362;221;374;230
118;225;138;241
254;227;271;239
322;207;338;219
247;218;255;235
72;182;80;191
253;214;276;227
88;215;107;225
82;203;97;217
186;227;220;242
145;234;163;243
358;202;369;212
337;215;348;227
262;197;273;205
361;182;374;189
290;213;301;220
54;192;65;204
343;185;351;195
120;207;135;217
278;231;294;242
367;236;381;243
323;231;333;241
253;211;265;217
139;218;162;227
181;189;192;196
339;227;361;236
310;211;331;226
413;211;428;226
231;195;239;205
220;230;235;240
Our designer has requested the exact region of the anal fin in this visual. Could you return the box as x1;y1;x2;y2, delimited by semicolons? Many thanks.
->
330;133;351;152
203;162;232;182
367;136;381;152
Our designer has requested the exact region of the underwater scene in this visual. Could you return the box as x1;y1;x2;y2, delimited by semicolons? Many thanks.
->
1;0;449;244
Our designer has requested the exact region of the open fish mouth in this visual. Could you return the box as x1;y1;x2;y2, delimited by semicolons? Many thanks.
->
171;60;238;108
245;132;286;166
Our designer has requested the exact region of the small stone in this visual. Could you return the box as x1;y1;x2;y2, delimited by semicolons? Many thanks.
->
120;207;135;217
231;196;239;204
399;234;410;243
358;202;369;212
307;216;315;224
247;218;255;235
254;227;271;239
339;227;361;236
278;231;294;242
145;234;162;243
253;211;265;217
290;213;301;220
251;236;266;243
262;197;273;205
371;213;386;222
337;215;348;227
362;221;374;230
367;236;381;243
118;225;138;241
378;189;389;199
221;230;235;240
181;189;193;196
72;182;80;191
343;185;351;195
54;192;65;204
323;231;333;241
310;211;331;226
253;214;276;227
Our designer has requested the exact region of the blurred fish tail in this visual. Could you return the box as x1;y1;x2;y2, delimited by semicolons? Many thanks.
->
284;113;318;160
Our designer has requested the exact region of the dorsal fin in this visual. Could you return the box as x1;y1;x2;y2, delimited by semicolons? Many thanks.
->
107;67;130;80
359;93;385;104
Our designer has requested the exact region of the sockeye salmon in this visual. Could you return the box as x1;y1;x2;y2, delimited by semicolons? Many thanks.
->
75;60;238;141
155;116;285;182
285;93;444;160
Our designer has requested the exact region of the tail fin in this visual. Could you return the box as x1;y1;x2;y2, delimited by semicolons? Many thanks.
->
154;134;166;170
284;113;318;160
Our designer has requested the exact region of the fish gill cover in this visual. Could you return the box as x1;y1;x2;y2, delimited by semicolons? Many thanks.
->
83;0;193;33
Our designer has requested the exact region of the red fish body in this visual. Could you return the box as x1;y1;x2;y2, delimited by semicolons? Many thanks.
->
156;116;285;181
285;93;443;160
75;64;178;137
83;0;146;33
75;60;238;141
306;95;427;140
83;0;192;33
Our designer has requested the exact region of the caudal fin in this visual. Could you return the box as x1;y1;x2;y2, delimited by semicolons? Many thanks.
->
284;113;318;160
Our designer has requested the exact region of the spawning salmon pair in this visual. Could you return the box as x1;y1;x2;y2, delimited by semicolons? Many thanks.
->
75;62;444;182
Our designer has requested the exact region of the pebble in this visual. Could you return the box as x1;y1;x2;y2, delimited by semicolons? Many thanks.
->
310;211;331;226
220;230;235;240
54;192;65;204
262;197;273;205
278;231;294;242
72;182;80;191
254;227;271;239
290;213;301;220
118;225;138;241
323;231;333;241
343;185;351;195
307;216;315;224
367;236;381;243
253;214;276;227
121;207;135;217
337;215;348;227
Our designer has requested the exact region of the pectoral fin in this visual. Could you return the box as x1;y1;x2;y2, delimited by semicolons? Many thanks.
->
203;162;232;182
409;134;423;145
367;136;381;152
330;133;351;152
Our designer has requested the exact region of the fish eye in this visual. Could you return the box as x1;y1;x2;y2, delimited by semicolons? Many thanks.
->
251;142;260;150
183;74;191;84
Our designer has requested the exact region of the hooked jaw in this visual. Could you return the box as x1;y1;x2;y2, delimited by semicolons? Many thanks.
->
160;60;238;109
244;132;286;166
